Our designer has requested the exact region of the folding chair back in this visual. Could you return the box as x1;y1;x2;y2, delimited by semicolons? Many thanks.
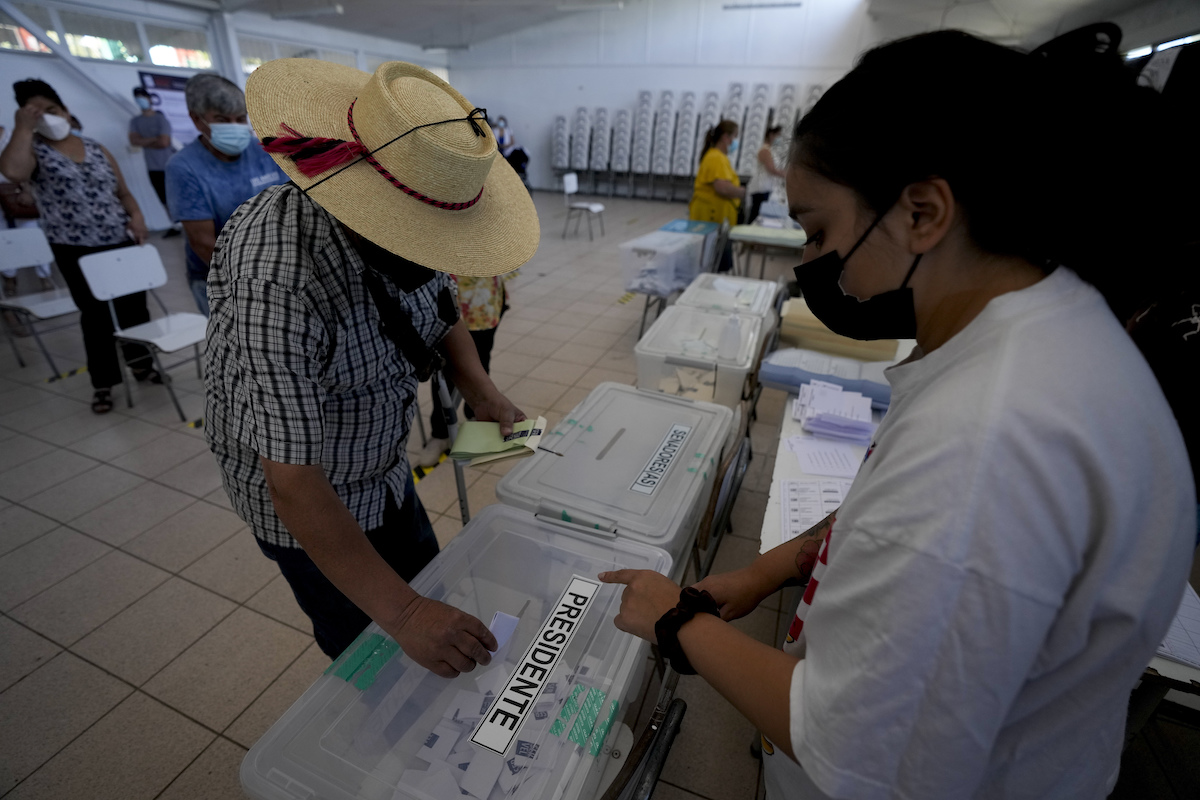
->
563;171;579;200
0;227;54;271
77;245;167;302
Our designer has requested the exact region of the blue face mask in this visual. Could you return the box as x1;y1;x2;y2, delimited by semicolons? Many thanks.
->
728;137;740;157
135;96;151;110
207;122;253;156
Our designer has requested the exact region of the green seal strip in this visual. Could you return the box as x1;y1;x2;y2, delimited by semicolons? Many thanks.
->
588;700;620;757
549;684;586;737
353;638;401;690
568;688;606;746
561;510;573;523
327;631;382;680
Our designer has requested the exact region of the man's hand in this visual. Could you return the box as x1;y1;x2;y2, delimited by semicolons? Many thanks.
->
470;390;526;437
692;564;776;621
387;596;498;678
14;104;43;133
598;569;683;644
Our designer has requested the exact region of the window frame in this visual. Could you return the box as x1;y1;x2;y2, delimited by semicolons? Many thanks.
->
0;1;212;70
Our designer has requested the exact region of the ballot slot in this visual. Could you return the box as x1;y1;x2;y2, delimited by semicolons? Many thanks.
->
634;306;764;408
497;382;733;571
241;504;671;800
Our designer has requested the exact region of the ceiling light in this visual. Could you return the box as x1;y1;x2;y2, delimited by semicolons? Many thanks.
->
1124;46;1152;59
1156;33;1200;52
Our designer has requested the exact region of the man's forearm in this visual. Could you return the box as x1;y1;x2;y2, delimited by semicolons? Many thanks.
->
261;459;418;630
440;320;495;407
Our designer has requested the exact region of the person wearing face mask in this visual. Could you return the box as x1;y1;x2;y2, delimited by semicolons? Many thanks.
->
164;73;286;316
128;87;177;237
746;125;786;224
600;30;1195;800
690;119;745;272
491;115;515;158
0;79;157;414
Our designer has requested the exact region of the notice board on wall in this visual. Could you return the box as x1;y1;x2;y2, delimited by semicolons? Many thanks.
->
137;71;199;148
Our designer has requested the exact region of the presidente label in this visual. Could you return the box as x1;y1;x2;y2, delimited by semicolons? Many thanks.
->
629;423;692;495
469;576;600;755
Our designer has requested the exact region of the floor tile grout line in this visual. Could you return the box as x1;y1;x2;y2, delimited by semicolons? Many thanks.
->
0;611;260;795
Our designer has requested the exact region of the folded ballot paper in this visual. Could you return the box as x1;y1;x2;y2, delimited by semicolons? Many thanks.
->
792;381;877;446
450;417;548;467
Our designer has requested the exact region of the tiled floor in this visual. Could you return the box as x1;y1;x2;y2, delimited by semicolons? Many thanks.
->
3;190;1197;800
0;191;802;800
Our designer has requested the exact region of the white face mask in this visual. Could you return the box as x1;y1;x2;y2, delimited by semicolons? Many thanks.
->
36;114;72;141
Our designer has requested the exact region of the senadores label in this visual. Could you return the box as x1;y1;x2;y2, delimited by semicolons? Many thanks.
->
469;576;601;755
630;423;692;495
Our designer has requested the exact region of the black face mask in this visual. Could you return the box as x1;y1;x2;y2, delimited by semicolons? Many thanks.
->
793;211;922;341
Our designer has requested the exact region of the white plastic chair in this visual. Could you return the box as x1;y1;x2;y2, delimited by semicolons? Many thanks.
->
77;244;208;422
562;172;605;240
0;227;78;379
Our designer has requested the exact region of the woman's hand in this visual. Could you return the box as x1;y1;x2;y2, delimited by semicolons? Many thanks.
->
598;569;683;644
692;564;777;621
469;390;526;437
128;215;149;245
14;104;43;133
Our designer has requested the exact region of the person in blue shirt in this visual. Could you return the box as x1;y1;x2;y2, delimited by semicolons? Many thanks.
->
166;73;286;315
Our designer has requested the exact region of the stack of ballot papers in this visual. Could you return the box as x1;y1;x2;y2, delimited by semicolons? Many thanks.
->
450;417;548;467
792;381;877;445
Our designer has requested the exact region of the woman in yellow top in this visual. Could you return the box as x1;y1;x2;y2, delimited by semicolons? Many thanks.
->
690;120;745;272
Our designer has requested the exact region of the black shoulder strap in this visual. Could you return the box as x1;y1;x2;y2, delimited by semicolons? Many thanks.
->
361;266;446;382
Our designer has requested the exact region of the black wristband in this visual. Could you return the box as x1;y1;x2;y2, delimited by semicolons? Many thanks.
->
654;587;720;675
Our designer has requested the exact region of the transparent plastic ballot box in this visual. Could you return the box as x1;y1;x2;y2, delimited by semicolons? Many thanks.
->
634;306;764;409
620;230;705;297
496;383;732;576
675;273;779;338
241;503;671;800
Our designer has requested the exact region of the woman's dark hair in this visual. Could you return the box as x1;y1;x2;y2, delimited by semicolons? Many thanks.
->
701;119;739;157
788;29;1190;319
763;125;783;143
14;79;64;109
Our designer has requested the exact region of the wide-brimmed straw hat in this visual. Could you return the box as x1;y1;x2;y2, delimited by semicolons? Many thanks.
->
245;59;538;277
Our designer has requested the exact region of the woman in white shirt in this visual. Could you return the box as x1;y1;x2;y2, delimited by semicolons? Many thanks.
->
601;30;1195;800
746;124;785;223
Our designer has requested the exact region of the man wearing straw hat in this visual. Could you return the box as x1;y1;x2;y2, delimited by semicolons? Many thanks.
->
204;59;539;677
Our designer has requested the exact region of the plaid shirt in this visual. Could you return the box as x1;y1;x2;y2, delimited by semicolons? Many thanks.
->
204;183;458;547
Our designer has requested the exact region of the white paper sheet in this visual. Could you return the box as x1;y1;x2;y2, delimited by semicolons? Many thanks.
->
779;479;854;542
488;611;520;653
787;436;861;478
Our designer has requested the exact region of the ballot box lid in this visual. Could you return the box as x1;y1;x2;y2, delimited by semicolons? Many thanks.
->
495;382;733;552
676;273;777;318
635;305;763;370
241;503;670;800
617;229;703;254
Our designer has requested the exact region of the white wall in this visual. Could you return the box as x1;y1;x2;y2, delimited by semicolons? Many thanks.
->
0;0;448;230
448;0;915;191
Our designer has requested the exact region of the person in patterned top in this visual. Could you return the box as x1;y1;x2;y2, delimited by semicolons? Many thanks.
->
417;271;517;467
0;79;158;414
